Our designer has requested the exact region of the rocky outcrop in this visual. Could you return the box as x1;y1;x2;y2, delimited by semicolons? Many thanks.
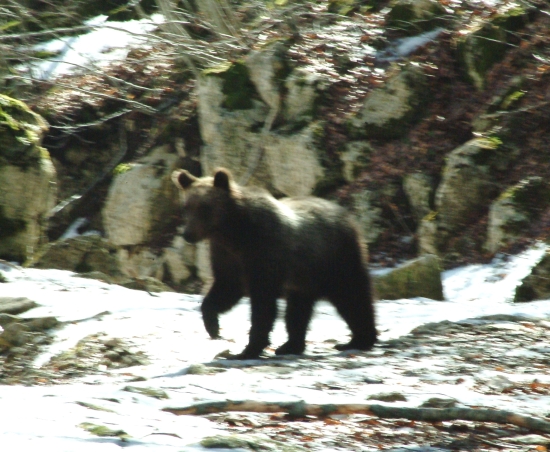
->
0;95;56;263
197;48;328;197
349;64;429;139
103;145;180;247
418;138;516;256
372;254;444;301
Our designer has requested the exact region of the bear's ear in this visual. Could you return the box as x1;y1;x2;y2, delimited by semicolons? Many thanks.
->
172;170;197;190
213;168;232;192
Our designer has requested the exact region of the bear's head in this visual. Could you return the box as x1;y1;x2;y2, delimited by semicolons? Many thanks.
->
172;168;236;243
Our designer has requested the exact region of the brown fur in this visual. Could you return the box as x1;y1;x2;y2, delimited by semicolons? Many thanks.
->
172;168;377;359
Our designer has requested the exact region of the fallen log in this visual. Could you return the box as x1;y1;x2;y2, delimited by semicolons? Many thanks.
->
163;400;550;433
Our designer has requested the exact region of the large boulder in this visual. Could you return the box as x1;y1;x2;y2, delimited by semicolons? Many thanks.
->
103;145;181;247
198;54;328;197
0;95;56;262
28;235;124;278
418;138;515;256
372;254;444;300
349;64;429;139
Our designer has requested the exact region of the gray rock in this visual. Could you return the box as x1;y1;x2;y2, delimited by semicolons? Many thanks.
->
29;235;124;277
372;254;444;301
403;173;433;224
0;297;39;315
368;391;407;402
0;95;56;263
349;64;429;138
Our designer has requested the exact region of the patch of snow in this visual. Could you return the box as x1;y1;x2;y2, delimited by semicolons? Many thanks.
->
17;14;164;81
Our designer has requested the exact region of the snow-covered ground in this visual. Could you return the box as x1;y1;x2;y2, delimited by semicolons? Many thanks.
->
0;244;549;450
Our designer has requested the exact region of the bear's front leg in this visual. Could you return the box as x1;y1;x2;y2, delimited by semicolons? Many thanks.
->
201;280;244;339
230;292;278;359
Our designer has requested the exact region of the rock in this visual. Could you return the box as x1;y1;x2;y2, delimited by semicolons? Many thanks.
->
372;254;444;301
387;0;447;34
0;95;56;263
200;434;307;451
0;322;30;346
514;252;550;302
341;141;372;182
198;58;327;197
420;397;457;408
284;67;328;123
486;177;550;254
349;63;429;138
403;173;433;224
246;42;287;113
368;391;407;402
350;189;385;245
116;246;164;281
119;276;174;293
419;138;515;256
0;297;39;315
29;235;124;278
103;145;181;247
456;8;530;90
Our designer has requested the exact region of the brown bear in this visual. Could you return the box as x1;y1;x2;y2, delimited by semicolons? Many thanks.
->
172;168;377;359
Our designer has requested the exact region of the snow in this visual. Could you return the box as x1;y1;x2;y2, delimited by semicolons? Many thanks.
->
17;14;164;81
0;244;549;449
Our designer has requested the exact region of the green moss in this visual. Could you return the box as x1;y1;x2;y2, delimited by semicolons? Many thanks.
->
492;7;528;32
423;210;438;222
0;95;48;169
501;90;525;110
203;61;260;111
113;163;133;175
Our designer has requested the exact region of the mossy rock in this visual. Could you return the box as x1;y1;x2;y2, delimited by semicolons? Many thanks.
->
514;252;550;302
203;61;260;111
28;235;124;278
349;64;429;139
0;95;49;169
372;254;444;300
456;7;530;91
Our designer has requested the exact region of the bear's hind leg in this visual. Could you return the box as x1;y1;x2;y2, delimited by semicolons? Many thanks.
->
201;281;244;339
330;282;377;352
275;292;315;356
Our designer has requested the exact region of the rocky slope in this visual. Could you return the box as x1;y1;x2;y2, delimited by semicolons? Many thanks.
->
0;0;549;292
